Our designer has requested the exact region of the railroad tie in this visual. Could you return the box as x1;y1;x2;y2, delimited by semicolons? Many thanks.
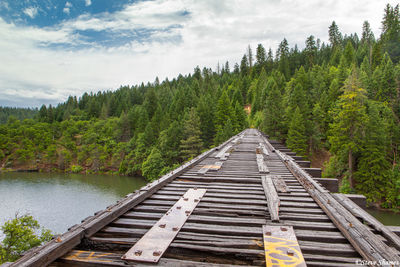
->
121;188;206;263
272;176;291;193
263;225;306;267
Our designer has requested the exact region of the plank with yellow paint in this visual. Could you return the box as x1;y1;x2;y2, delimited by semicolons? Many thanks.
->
262;225;306;267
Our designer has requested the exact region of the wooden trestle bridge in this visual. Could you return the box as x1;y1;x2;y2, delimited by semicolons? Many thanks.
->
6;129;400;267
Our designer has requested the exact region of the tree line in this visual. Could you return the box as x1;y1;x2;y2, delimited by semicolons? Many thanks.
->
0;4;399;209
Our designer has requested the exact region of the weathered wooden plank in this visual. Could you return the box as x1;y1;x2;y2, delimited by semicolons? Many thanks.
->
272;175;291;193
261;175;280;222
122;188;206;263
257;154;270;174
333;194;400;251
263;225;306;267
257;142;270;156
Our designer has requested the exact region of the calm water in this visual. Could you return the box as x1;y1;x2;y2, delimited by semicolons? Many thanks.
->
0;172;147;236
366;207;400;226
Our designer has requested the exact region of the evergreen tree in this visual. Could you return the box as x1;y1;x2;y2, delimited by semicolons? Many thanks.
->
234;101;247;132
277;38;290;80
361;21;374;45
287;107;308;157
197;95;216;148
255;44;266;74
355;101;390;201
266;48;274;71
305;35;317;68
240;54;249;76
180;108;203;160
381;4;400;63
343;41;356;67
247;45;254;71
328;21;342;47
215;91;234;132
328;71;368;189
214;119;234;145
262;77;284;138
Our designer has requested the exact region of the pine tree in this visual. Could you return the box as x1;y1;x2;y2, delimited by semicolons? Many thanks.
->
266;48;274;71
247;45;254;71
286;107;308;157
343;41;356;67
215;91;234;131
328;71;368;189
262;77;284;138
361;21;374;45
328;21;342;47
305;35;317;68
197;95;216;148
251;68;267;116
180;108;203;160
214;119;234;144
371;53;397;103
234;101;247;132
381;4;400;63
355;101;390;201
277;38;290;80
255;44;266;74
240;54;249;76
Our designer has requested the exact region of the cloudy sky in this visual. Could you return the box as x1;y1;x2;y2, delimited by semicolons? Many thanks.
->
0;0;397;107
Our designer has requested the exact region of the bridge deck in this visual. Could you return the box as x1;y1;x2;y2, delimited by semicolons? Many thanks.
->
10;129;400;267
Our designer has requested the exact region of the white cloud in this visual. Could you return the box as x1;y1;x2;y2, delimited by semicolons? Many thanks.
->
23;7;38;19
85;0;92;7
1;0;400;107
63;2;72;14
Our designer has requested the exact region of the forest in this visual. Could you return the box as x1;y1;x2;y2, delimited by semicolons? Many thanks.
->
0;4;399;209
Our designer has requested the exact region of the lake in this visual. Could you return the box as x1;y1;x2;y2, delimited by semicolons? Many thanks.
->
0;172;147;236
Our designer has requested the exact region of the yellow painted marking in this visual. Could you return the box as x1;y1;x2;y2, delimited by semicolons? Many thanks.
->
202;165;221;170
264;236;305;267
64;250;82;260
63;250;113;263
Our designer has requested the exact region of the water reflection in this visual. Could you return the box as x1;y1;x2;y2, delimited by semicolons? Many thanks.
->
0;172;147;235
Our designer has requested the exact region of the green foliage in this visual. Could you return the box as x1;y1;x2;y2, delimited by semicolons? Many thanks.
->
70;165;83;173
286;107;308;157
0;214;52;263
262;77;284;139
0;107;38;124
215;119;234;145
385;166;400;209
354;102;391;202
142;147;165;181
328;71;368;188
180;108;203;160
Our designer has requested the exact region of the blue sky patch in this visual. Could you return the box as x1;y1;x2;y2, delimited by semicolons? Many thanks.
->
0;0;184;49
0;0;137;27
